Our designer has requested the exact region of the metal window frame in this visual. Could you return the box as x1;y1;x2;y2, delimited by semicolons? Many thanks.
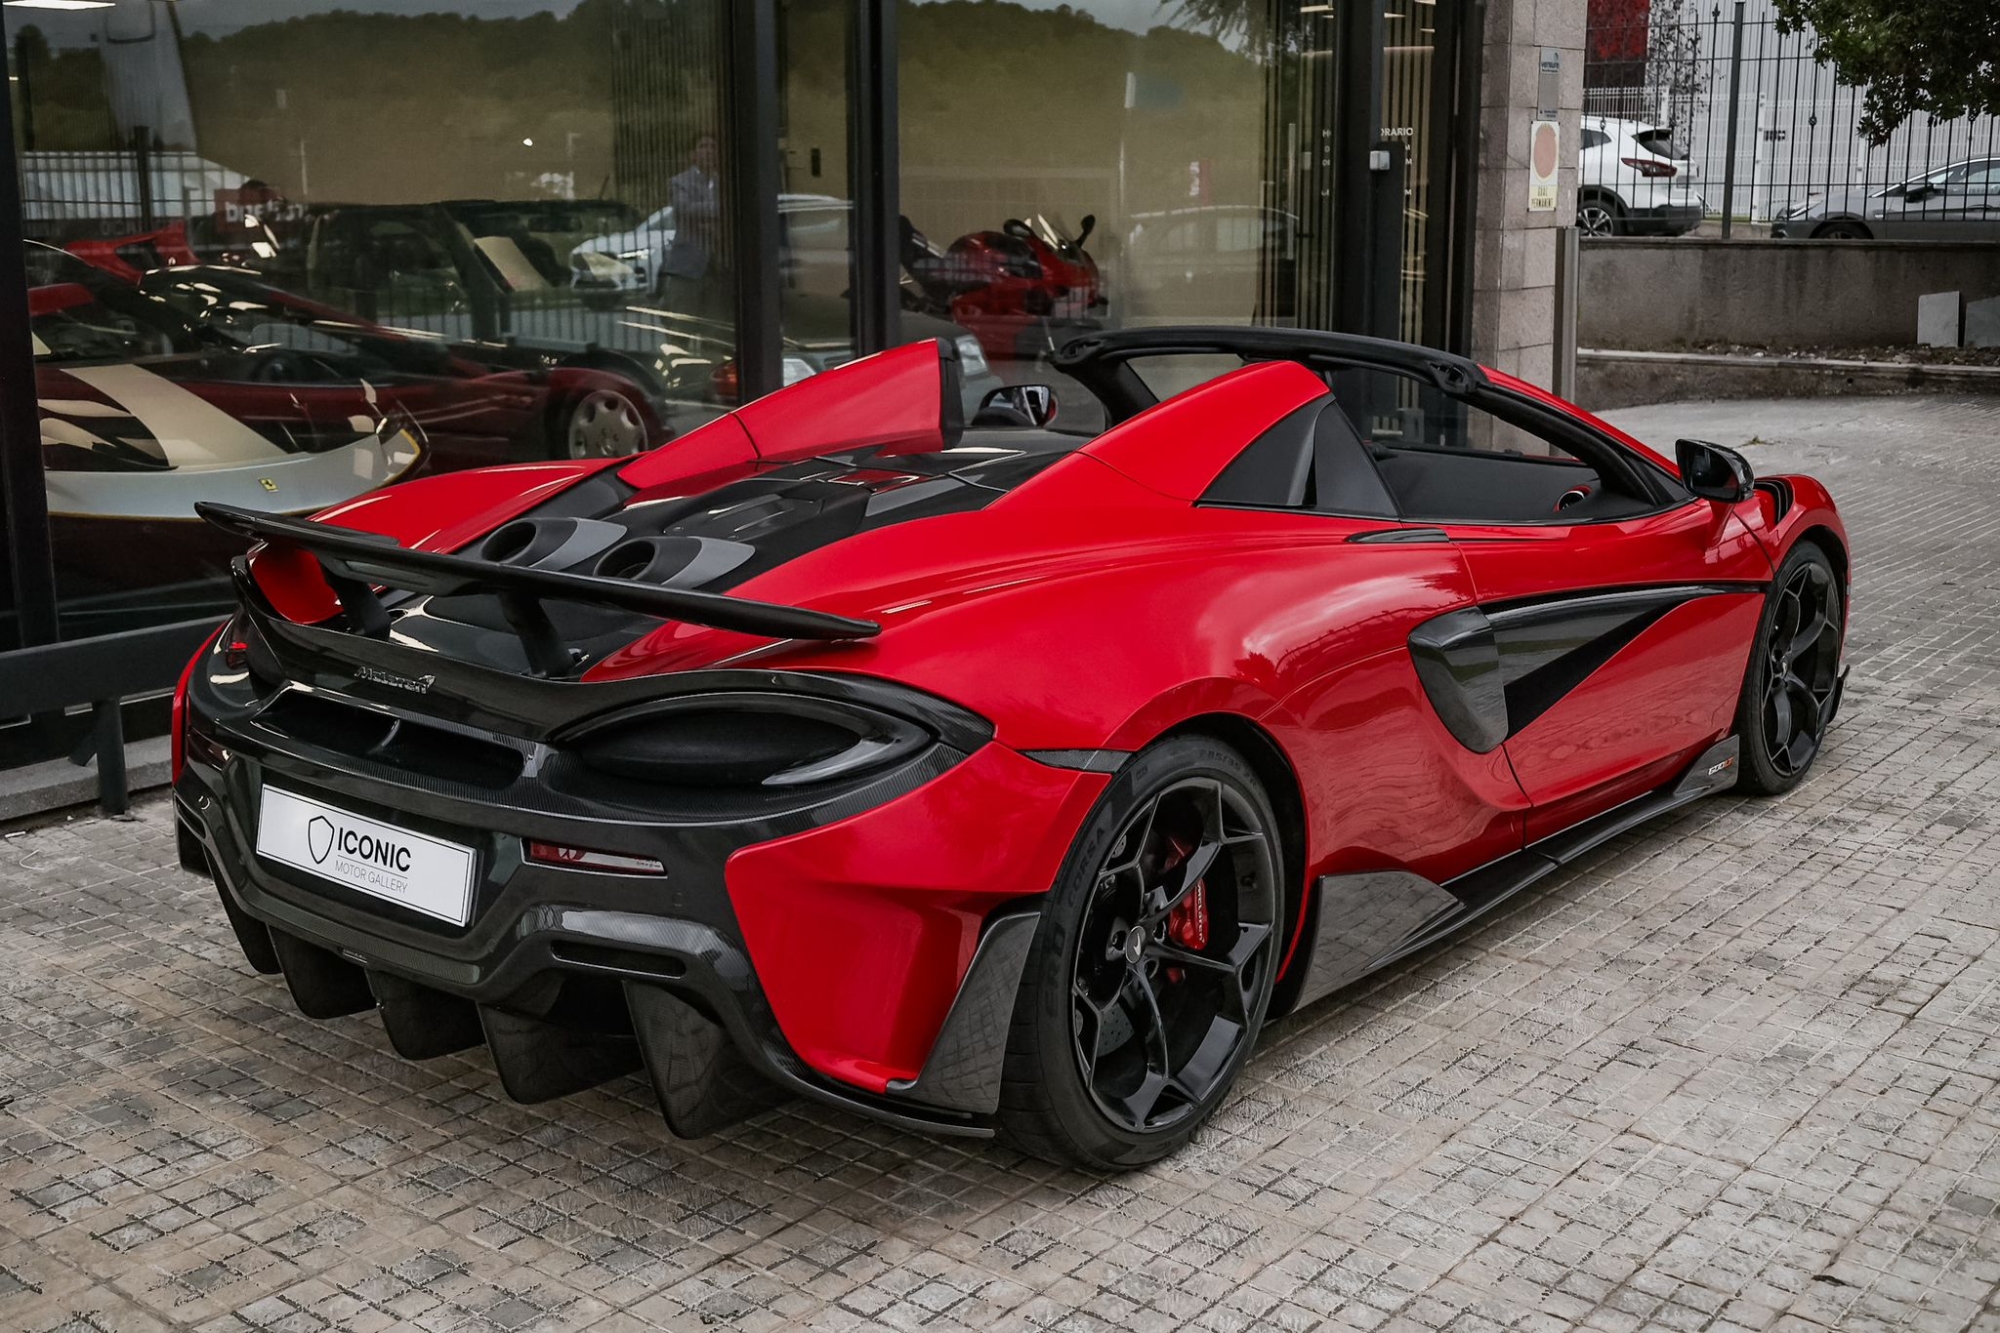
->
848;0;900;355
0;9;57;652
725;0;785;403
1442;0;1487;357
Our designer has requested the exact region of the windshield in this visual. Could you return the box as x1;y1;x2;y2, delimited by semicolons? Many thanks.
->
1631;127;1685;159
25;244;208;364
1027;213;1078;250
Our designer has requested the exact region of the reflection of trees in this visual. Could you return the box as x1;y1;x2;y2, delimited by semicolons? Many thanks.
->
179;0;704;207
899;1;1267;211
1169;0;1301;57
11;23;122;151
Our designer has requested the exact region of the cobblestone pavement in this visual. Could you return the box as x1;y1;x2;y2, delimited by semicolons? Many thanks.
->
5;394;2000;1333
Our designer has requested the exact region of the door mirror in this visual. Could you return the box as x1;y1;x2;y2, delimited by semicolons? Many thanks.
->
974;384;1059;428
1076;213;1097;249
1676;438;1754;503
1903;183;1937;203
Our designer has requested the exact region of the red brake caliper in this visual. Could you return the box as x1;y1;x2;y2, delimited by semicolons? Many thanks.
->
1164;835;1211;982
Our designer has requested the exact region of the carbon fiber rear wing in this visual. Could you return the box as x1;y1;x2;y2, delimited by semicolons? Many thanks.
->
197;502;879;674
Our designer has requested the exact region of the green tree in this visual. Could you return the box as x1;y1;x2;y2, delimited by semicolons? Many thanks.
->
1771;0;2000;138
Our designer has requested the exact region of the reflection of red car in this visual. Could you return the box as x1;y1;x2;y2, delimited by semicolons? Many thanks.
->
30;245;427;624
144;266;674;467
64;217;265;285
903;213;1106;364
29;245;671;627
175;327;1847;1169
61;236;677;467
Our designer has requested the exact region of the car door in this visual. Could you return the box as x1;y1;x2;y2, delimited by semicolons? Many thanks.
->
1330;368;1774;842
1878;164;1968;238
1958;161;2000;239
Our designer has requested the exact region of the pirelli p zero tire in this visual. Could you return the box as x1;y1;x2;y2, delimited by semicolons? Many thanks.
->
997;735;1282;1169
1736;542;1842;796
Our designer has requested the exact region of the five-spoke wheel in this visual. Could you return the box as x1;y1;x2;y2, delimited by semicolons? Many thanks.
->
1737;543;1843;794
999;736;1282;1167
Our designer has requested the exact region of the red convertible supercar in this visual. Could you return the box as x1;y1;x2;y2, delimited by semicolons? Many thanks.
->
174;327;1848;1167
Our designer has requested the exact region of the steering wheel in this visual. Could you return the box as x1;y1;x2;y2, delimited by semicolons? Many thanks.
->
1555;485;1592;513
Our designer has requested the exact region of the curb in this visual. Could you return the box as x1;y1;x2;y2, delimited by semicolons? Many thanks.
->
1578;349;2000;410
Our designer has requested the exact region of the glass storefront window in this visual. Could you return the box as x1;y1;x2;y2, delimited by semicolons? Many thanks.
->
11;0;734;636
895;1;1354;427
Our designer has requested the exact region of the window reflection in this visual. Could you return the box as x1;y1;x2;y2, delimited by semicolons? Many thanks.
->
13;0;735;632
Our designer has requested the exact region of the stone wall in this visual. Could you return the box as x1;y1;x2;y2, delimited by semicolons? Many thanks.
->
1579;238;2000;350
1469;0;1584;388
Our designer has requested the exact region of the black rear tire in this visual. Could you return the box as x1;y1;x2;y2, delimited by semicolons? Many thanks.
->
1735;543;1843;795
996;735;1282;1169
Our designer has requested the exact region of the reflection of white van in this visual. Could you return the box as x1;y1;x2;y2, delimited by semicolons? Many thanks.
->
572;193;851;296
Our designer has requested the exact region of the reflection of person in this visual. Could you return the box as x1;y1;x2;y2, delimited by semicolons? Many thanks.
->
662;134;729;321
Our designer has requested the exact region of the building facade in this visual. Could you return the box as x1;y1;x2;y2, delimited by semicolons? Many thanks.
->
1;0;1576;669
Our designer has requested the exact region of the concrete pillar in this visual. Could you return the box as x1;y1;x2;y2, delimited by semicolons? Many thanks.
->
1471;0;1584;389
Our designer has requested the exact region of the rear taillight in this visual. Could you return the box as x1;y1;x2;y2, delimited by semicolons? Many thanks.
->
171;625;226;782
526;841;667;876
711;359;741;403
1621;156;1679;179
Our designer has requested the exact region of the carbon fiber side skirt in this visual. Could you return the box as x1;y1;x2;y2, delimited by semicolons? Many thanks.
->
1291;734;1741;1010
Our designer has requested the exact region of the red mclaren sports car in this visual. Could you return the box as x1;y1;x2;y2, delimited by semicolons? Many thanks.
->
173;327;1848;1167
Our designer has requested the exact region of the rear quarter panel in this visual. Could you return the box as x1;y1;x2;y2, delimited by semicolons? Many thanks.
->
649;487;1533;888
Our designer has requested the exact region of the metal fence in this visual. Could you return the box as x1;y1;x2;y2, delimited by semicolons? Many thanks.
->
18;139;245;244
1583;0;2000;237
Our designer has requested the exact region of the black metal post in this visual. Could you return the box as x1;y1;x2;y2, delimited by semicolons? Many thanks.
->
0;8;60;652
1720;0;1745;239
91;698;128;816
725;0;782;402
848;0;900;355
12;30;34;153
1443;0;1487;356
132;124;155;230
1331;0;1386;337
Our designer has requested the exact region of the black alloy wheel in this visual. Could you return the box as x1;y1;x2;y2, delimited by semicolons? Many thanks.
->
1737;543;1843;794
997;736;1283;1168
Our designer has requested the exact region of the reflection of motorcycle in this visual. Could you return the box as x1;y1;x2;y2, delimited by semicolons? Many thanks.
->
900;213;1106;366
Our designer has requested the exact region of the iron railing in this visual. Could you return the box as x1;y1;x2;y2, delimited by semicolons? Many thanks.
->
1584;0;2000;235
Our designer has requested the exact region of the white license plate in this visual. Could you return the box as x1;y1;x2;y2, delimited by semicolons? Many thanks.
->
255;786;477;926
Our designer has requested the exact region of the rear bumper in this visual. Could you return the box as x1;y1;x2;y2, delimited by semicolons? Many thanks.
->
176;661;1104;1137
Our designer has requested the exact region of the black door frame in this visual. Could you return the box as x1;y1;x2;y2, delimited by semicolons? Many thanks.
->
0;10;58;652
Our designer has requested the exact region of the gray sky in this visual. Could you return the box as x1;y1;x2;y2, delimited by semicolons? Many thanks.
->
8;0;1183;45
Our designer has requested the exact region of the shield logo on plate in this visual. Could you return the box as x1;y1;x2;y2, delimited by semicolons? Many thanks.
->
307;815;334;864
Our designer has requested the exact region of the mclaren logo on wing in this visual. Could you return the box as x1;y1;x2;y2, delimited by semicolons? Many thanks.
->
356;665;436;694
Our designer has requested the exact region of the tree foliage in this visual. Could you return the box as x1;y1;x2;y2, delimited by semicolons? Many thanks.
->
1771;0;2000;139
